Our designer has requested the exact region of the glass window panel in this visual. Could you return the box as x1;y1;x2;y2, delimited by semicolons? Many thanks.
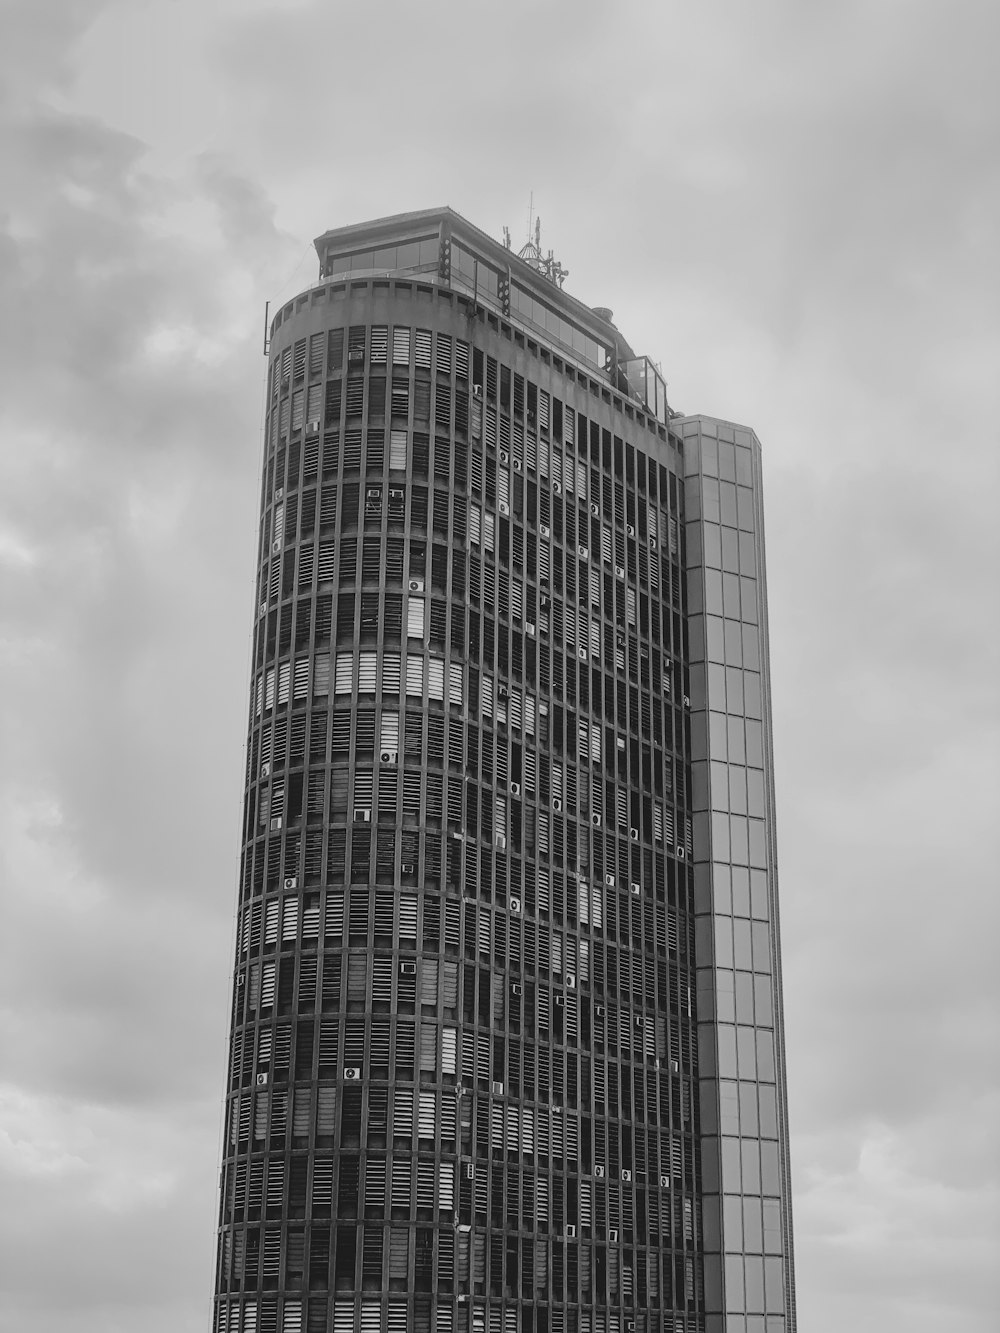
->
735;446;754;486
715;915;734;968
725;667;745;714
739;1080;760;1136
721;1136;741;1190
719;1079;740;1135
708;663;727;703
741;1139;761;1194
734;918;753;970
759;1085;778;1140
745;1255;765;1312
712;810;731;860
749;820;768;869
729;766;748;817
737;1025;757;1079
747;769;765;818
710;711;729;760
737;486;755;531
746;719;764;767
760;1141;780;1195
754;975;773;1030
723;1193;743;1250
715;968;736;1023
762;1200;783;1253
752;920;772;973
735;971;755;1022
741;624;760;669
703;523;722;569
710;761;729;811
731;866;751;917
765;1256;785;1311
723;573;741;619
707;615;726;663
720;482;738;526
731;815;750;864
727;717;746;764
702;439;719;477
721;526;740;573
709;570;725;615
724;1256;745;1313
702;476;721;521
717;1024;737;1077
750;870;769;920
718;441;737;482
713;863;733;914
741;577;758;624
742;1196;763;1254
724;619;744;665
755;1030;775;1081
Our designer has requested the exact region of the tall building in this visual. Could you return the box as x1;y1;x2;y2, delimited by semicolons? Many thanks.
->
214;208;796;1333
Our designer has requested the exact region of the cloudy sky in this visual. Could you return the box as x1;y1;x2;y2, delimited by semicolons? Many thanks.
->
0;0;997;1328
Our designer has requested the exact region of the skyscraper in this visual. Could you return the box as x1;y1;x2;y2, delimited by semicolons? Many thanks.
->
214;208;796;1333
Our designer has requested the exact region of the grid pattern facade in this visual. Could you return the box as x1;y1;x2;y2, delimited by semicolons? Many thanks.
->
213;211;795;1333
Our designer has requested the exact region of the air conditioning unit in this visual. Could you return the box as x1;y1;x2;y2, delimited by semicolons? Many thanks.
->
590;502;600;516
615;564;625;578
566;974;576;989
539;524;550;538
283;876;298;891
499;501;510;516
271;540;281;556
595;1005;605;1017
670;1059;680;1073
578;648;588;661
473;384;483;399
626;1322;636;1333
683;695;691;707
609;1229;619;1243
497;684;509;700
348;348;364;364
540;594;551;609
258;602;267;617
509;896;521;913
592;813;601;827
552;798;562;812
408;577;424;593
578;544;589;558
605;873;615;887
565;1225;577;1239
510;782;520;796
660;1174;670;1188
499;450;509;465
649;535;657;549
513;458;523;472
256;1072;268;1087
676;846;685;859
555;993;565;1008
399;962;416;976
306;419;320;434
511;982;522;997
630;827;639;842
261;762;271;778
353;807;371;823
595;1164;606;1178
617;737;626;750
492;1080;504;1096
525;622;535;637
635;1015;645;1028
495;833;506;851
631;882;641;896
400;862;415;875
343;1067;362;1080
621;1169;632;1183
552;481;561;494
626;524;635;537
380;750;398;765
269;817;283;832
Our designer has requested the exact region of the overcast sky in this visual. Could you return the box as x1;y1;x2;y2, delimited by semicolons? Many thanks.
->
0;0;997;1329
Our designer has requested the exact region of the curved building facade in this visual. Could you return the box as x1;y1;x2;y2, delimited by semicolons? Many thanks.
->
214;209;796;1333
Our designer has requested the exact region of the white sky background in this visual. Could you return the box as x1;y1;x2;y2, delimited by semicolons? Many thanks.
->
0;0;997;1328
